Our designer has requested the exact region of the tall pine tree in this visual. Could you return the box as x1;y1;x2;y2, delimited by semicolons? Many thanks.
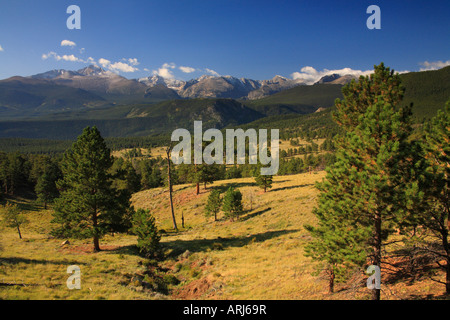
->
305;63;421;299
52;127;133;252
422;100;450;294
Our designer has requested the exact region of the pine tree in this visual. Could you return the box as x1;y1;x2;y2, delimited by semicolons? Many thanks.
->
205;188;223;221
35;162;61;209
305;63;421;300
52;127;133;252
422;100;450;294
222;187;243;221
254;165;273;193
131;208;162;259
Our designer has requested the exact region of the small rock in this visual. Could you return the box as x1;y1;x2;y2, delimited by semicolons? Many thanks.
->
180;250;191;259
61;240;70;246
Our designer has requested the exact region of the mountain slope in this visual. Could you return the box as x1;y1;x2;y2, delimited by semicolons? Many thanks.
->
244;83;344;116
0;76;109;118
0;98;263;139
400;66;450;119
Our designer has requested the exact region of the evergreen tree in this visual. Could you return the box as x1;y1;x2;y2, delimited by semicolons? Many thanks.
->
131;208;162;259
35;162;61;209
254;165;273;193
52;127;133;252
205;188;223;221
305;63;421;300
422;100;450;294
222;187;243;221
36;173;56;209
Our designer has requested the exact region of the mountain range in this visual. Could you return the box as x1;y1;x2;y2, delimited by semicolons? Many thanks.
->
0;65;357;119
30;65;320;100
34;65;358;99
0;65;448;140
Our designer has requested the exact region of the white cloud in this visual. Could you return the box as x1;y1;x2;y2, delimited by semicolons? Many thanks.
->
98;58;138;73
179;66;196;73
152;63;177;79
60;54;81;62
127;58;139;66
61;40;76;47
205;68;220;77
98;58;111;68
109;61;138;73
0;44;4;52
42;51;83;62
419;60;450;71
42;52;56;60
291;66;373;84
86;57;96;65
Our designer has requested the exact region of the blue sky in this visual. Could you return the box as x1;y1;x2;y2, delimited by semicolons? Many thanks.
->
0;0;449;81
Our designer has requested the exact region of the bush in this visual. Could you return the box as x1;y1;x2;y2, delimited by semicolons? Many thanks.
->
131;209;162;259
222;187;243;221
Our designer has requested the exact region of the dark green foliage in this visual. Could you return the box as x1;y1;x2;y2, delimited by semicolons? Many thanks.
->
34;160;61;209
110;158;141;194
0;152;29;196
222;187;243;221
225;165;242;179
244;83;344;116
131;208;162;259
205;189;223;221
138;159;163;190
421;100;450;293
52;127;133;251
254;167;273;193
401;66;450;120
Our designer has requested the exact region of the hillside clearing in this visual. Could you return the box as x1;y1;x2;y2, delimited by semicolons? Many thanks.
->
0;172;446;300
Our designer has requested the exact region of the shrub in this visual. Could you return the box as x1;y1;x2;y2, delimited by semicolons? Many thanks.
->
131;209;162;259
222;187;243;221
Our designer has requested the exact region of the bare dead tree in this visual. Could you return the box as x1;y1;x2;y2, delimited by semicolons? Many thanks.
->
166;144;178;231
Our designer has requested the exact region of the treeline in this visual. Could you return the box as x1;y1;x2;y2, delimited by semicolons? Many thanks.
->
0;134;170;154
0;144;333;205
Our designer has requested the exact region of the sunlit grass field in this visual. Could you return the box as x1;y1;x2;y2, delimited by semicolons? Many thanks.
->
0;171;446;300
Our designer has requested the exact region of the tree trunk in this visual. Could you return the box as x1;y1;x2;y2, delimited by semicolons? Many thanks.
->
372;211;382;300
93;235;100;252
329;267;335;293
181;211;185;228
443;210;450;294
17;225;22;239
196;183;200;195
166;146;178;231
446;255;450;295
92;210;101;252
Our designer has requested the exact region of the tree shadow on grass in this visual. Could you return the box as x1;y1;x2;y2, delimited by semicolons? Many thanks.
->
0;257;87;266
106;244;140;257
163;229;300;259
270;183;314;193
239;207;271;221
213;182;257;193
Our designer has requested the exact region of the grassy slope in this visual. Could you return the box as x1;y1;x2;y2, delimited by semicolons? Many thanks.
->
0;172;447;300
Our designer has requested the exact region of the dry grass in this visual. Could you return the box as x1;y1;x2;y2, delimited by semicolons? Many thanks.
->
1;171;447;300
